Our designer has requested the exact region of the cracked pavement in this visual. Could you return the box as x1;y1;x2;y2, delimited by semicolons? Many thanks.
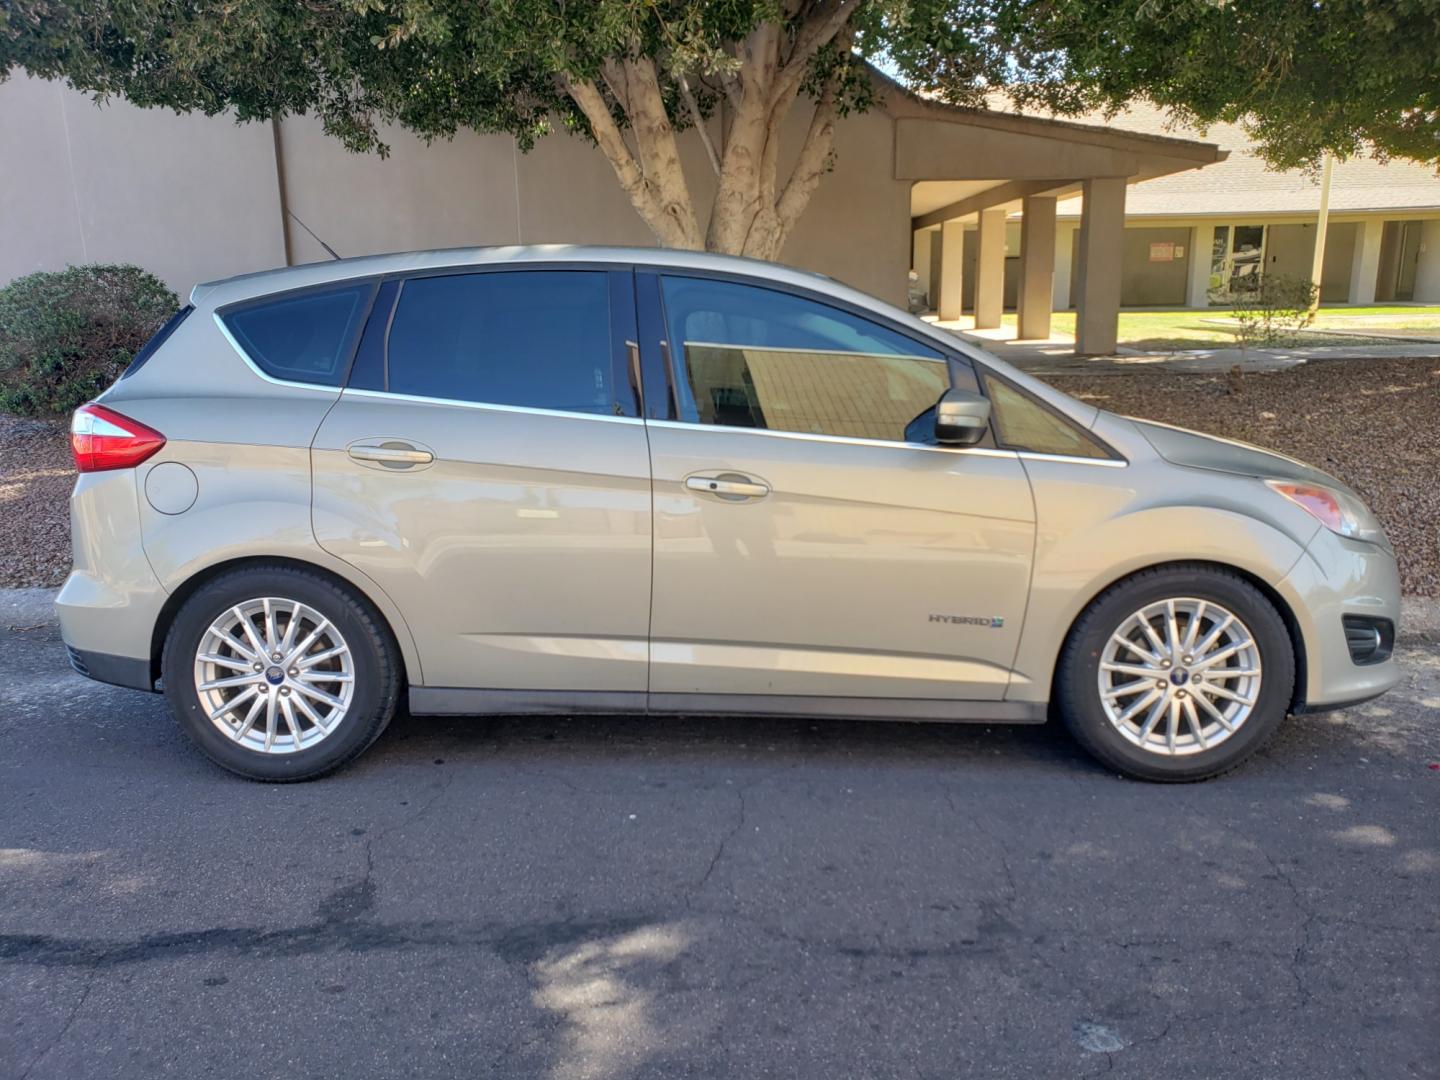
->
1;589;1437;1079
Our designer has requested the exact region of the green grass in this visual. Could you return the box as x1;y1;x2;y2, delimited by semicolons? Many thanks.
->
995;305;1440;351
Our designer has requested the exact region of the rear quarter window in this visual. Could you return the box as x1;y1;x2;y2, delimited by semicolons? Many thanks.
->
220;284;372;386
120;305;193;380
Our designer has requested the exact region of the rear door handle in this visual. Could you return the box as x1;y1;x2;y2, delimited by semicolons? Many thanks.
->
347;442;434;467
685;473;771;501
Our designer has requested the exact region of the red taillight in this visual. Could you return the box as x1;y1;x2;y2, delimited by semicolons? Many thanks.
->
70;404;166;473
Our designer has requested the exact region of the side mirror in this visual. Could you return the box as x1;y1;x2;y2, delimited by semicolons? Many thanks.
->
934;388;991;446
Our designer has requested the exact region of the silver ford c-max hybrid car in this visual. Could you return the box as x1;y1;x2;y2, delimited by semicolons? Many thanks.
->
58;246;1400;782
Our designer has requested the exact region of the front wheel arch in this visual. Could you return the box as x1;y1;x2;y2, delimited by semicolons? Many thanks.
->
1048;560;1308;717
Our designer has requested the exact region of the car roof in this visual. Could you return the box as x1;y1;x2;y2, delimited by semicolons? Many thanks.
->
191;244;842;308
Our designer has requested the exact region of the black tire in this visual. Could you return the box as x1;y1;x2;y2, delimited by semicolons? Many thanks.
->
1055;564;1295;782
162;563;401;781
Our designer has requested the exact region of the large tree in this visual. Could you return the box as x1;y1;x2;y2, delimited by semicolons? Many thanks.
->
2;1;1436;259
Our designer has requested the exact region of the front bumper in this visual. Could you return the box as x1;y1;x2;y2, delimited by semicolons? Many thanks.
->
1277;529;1402;711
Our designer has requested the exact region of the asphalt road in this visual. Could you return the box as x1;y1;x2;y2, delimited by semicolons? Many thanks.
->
2;588;1437;1079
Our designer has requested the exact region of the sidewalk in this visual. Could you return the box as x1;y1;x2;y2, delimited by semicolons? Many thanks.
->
928;317;1440;376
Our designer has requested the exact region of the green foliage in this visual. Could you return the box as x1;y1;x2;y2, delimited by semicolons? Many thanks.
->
0;265;178;417
0;0;1434;240
0;1;858;153
1229;275;1319;349
950;0;1440;169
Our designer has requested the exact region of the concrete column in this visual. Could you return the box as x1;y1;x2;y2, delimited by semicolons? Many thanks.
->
973;208;1007;329
1016;196;1056;340
1054;221;1078;310
1348;218;1385;304
1074;177;1127;355
1187;223;1216;307
938;218;966;322
1414;220;1440;303
911;228;934;307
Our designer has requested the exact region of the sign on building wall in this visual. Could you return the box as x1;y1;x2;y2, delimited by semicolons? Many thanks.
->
1149;242;1176;262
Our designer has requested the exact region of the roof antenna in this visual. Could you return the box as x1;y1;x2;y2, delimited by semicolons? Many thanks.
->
286;210;343;260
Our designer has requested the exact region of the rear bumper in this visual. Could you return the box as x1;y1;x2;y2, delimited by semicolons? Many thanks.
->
55;470;168;687
1277;530;1403;710
65;644;155;692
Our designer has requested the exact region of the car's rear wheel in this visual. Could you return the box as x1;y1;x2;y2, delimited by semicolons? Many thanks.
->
162;564;400;781
1056;565;1295;782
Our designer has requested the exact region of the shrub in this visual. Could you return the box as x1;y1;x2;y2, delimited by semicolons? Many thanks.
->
0;264;179;417
1229;274;1319;349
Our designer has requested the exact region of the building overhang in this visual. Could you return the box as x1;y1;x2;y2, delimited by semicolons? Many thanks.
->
880;79;1228;230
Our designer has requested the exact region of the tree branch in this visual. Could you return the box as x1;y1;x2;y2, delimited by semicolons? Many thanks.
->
770;77;840;256
771;0;864;107
678;73;721;176
560;74;693;248
619;57;703;248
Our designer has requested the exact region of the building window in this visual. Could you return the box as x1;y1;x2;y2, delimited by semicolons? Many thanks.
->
1208;224;1268;303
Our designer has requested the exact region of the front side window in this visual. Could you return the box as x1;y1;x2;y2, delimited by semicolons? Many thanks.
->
981;374;1111;459
385;270;615;415
223;286;371;386
659;276;948;443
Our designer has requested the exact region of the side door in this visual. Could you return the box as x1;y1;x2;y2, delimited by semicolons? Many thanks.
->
638;272;1037;706
311;266;653;697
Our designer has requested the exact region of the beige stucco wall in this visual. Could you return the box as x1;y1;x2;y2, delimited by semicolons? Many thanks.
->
276;102;911;306
1119;226;1191;306
0;74;285;296
1;74;910;306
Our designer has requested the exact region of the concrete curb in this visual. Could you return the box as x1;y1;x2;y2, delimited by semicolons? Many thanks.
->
8;586;1438;643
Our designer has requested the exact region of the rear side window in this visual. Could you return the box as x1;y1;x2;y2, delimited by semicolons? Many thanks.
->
221;285;372;386
120;305;193;380
384;271;615;415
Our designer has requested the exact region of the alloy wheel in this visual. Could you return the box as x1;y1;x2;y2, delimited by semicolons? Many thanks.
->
192;597;355;755
1097;597;1262;756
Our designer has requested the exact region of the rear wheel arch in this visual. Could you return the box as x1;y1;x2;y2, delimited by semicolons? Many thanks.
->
148;555;417;690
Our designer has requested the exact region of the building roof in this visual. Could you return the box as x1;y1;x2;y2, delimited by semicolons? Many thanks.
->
991;99;1440;218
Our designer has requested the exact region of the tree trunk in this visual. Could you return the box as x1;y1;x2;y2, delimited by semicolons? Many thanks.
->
561;3;859;259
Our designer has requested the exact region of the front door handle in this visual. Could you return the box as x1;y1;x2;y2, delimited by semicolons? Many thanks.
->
348;442;435;467
685;472;771;501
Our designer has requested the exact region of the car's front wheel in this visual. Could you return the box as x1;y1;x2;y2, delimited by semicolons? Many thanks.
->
1056;565;1296;782
161;564;401;781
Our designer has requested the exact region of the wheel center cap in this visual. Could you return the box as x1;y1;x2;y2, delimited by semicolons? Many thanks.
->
264;666;285;686
1170;668;1189;686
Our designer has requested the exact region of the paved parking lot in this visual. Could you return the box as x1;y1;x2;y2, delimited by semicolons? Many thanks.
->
2;589;1437;1079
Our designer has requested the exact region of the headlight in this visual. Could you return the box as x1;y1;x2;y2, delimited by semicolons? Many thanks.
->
1265;480;1387;545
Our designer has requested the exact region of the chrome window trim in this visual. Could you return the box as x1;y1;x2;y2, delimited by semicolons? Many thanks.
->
680;340;947;364
643;418;1018;458
341;385;646;426
1017;450;1128;468
214;312;354;395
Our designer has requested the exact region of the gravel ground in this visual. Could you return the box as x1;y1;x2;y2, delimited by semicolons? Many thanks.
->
0;415;71;589
1047;356;1440;596
1;355;1436;593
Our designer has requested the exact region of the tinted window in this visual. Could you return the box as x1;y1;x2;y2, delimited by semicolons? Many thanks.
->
386;271;615;414
121;305;193;380
660;276;947;441
982;374;1111;459
223;286;371;386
